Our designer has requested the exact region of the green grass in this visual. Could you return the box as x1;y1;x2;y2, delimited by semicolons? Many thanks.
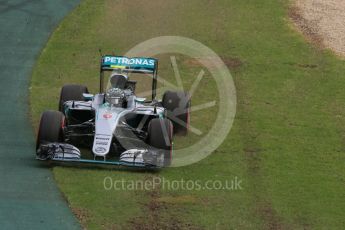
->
30;0;345;229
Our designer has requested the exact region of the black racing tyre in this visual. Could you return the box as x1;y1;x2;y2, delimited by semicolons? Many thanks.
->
59;84;89;112
162;91;191;135
147;118;173;166
36;110;65;150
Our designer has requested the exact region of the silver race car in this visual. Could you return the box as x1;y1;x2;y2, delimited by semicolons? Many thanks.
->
36;55;191;168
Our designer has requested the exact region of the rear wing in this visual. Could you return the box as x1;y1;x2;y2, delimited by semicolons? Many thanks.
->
101;55;158;73
99;55;158;99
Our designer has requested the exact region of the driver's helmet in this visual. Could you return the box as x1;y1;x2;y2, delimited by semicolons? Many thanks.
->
106;74;128;107
110;74;128;89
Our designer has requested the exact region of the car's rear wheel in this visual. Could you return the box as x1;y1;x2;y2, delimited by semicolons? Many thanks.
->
147;118;173;166
59;84;89;112
162;91;191;135
36;110;65;150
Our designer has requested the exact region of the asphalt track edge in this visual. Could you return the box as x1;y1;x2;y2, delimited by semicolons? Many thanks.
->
0;1;81;229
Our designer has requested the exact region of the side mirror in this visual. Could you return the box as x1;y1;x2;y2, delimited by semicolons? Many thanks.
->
83;93;94;101
135;97;146;103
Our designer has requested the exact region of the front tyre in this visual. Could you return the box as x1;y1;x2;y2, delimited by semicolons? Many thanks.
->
36;110;65;150
59;84;89;112
147;118;173;166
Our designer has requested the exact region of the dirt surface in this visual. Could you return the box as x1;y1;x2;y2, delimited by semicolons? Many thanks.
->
292;0;345;57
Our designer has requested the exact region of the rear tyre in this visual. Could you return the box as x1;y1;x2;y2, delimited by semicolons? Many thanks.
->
147;118;173;166
59;84;89;112
162;91;191;135
36;110;65;150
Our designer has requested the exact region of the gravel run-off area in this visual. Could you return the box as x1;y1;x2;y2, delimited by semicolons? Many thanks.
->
292;0;345;57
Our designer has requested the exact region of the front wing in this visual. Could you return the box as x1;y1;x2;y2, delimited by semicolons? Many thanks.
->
36;143;164;168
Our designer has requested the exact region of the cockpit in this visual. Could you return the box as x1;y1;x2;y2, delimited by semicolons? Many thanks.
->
105;74;139;108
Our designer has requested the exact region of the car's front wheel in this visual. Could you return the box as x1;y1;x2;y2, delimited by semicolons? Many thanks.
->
59;84;89;112
36;110;65;150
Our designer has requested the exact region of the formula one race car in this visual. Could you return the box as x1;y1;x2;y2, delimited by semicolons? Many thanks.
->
36;55;191;168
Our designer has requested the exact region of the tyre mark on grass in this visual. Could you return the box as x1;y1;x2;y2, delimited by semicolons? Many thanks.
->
237;81;287;230
127;175;202;230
